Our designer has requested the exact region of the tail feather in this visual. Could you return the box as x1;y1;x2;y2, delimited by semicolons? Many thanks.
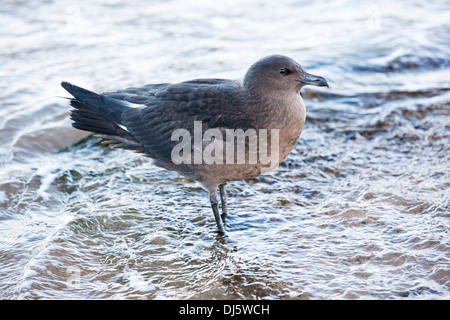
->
61;81;132;125
69;99;123;136
62;82;145;154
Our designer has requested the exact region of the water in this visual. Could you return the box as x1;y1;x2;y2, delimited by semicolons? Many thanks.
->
0;0;449;299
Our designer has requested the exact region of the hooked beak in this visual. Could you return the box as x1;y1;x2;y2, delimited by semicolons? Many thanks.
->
296;72;329;87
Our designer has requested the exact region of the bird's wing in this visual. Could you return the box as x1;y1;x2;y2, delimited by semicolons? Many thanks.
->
104;83;172;104
109;79;254;162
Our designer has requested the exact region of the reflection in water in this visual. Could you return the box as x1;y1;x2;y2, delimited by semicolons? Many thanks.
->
0;0;449;299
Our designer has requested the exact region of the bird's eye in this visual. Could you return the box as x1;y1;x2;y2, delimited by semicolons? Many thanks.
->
279;68;290;76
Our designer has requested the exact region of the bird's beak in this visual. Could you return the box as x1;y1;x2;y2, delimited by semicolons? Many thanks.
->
296;72;329;87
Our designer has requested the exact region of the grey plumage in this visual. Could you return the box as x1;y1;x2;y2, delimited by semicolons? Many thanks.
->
61;54;328;235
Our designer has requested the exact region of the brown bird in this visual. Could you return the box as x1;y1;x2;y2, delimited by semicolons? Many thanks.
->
61;55;328;235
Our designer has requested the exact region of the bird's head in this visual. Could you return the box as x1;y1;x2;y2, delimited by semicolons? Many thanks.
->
244;55;328;95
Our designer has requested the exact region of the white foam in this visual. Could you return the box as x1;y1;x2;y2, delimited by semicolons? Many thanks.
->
0;190;7;204
36;167;58;201
123;267;156;293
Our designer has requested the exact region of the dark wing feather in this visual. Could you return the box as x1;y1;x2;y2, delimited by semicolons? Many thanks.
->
104;83;172;104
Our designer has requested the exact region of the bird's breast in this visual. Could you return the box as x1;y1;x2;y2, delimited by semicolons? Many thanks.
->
268;94;306;163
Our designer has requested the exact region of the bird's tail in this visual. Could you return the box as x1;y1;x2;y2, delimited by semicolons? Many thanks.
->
61;81;132;125
61;81;144;152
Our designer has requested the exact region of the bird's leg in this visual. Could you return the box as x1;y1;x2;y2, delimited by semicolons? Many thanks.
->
219;183;228;222
210;192;225;235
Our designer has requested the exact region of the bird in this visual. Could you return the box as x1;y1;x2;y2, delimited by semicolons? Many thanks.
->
61;54;328;235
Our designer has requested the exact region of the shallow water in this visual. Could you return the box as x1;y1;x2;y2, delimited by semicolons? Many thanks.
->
0;0;449;299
